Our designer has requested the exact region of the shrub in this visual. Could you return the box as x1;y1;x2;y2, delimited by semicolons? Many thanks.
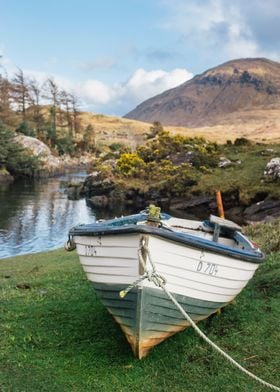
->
116;153;146;177
0;121;40;176
191;151;219;169
234;137;251;146
109;143;123;152
56;137;75;156
146;121;164;139
16;121;36;137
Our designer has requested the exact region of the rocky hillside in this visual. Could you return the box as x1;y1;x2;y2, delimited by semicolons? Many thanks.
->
124;58;280;138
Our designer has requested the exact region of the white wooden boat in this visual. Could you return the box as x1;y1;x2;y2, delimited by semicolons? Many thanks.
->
66;208;264;358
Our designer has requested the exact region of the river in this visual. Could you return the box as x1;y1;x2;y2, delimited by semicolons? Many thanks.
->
0;173;99;259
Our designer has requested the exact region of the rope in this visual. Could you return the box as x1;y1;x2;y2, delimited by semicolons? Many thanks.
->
120;241;280;391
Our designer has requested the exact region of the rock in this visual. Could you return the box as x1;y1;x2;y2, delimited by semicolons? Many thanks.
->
86;195;109;208
218;157;232;168
15;134;93;176
244;197;280;221
169;151;195;165
170;195;215;219
260;148;275;156
66;183;84;200
225;206;245;225
15;133;52;157
264;157;280;180
87;171;101;180
169;189;243;220
0;169;14;183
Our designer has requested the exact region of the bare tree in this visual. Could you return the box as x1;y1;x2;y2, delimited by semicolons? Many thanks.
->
69;93;81;136
44;77;60;141
60;89;73;137
12;68;31;120
28;78;44;133
0;74;16;126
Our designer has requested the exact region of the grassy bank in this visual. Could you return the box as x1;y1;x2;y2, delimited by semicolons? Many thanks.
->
94;131;280;206
1;241;280;391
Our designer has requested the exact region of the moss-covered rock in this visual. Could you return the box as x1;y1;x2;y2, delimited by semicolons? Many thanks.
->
0;168;14;183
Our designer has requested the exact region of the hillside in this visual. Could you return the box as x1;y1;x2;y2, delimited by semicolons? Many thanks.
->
124;58;280;142
78;113;151;149
77;111;280;147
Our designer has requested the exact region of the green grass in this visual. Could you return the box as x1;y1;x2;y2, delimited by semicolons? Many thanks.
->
0;248;280;392
194;143;280;202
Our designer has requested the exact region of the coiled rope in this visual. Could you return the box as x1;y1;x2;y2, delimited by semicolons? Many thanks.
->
120;240;280;391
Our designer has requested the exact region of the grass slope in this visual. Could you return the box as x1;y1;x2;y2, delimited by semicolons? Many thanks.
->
0;244;279;391
80;112;280;148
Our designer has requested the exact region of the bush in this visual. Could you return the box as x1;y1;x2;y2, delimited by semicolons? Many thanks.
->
0;121;40;176
146;121;164;139
116;153;146;177
109;143;123;152
191;151;219;169
56;137;75;156
137;130;214;163
234;137;251;146
16;121;36;137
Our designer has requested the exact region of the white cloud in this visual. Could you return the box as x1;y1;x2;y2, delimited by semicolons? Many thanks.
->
77;79;116;105
125;68;192;101
161;0;280;61
75;67;193;114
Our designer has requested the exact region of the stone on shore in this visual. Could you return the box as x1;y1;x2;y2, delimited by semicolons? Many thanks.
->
264;157;280;180
15;134;93;176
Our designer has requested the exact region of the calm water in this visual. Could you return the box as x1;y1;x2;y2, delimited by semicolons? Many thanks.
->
0;173;98;259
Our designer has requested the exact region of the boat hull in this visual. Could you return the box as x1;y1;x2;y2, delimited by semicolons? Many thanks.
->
92;282;227;358
73;232;260;358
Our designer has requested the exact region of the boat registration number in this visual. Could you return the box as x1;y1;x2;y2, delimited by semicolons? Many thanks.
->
84;245;97;256
196;260;219;276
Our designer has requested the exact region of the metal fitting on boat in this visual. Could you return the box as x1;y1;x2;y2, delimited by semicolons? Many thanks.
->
64;236;76;251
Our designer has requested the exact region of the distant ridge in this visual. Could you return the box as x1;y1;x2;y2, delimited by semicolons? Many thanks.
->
124;58;280;128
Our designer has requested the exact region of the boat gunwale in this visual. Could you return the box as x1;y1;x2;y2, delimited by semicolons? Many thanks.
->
70;224;265;264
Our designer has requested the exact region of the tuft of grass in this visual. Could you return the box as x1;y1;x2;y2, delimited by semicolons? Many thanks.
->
244;217;280;253
0;248;280;392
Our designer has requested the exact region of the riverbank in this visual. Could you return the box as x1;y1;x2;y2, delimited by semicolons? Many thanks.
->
69;132;280;223
1;220;279;391
0;132;95;184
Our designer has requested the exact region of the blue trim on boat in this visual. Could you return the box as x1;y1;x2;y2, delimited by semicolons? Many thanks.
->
95;212;171;227
69;214;265;264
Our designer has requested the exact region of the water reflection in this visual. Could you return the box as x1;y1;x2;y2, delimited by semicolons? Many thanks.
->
0;173;97;259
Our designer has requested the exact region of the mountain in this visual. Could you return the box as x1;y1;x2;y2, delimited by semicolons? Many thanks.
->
124;58;280;131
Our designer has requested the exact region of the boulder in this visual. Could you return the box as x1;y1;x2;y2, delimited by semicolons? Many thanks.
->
86;195;109;208
66;182;84;200
15;134;93;176
264;158;280;180
218;157;232;168
0;168;14;183
15;134;52;157
244;197;280;221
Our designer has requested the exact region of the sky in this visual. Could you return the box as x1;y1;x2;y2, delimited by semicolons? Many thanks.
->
0;0;280;115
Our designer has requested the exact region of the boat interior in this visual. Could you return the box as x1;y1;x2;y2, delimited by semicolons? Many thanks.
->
137;215;254;252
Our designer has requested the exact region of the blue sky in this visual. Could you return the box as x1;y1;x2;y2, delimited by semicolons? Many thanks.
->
1;0;280;115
